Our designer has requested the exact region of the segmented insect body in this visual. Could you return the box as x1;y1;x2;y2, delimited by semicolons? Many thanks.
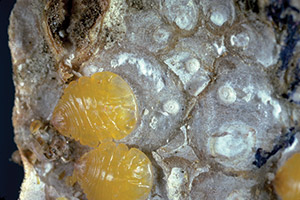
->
51;72;138;147
72;141;153;200
274;153;300;200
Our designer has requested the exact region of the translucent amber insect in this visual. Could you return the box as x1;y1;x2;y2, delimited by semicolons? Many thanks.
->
30;120;43;134
70;141;153;200
51;72;138;147
56;197;68;200
274;153;300;200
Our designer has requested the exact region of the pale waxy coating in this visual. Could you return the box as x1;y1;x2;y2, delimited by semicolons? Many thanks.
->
51;72;138;147
274;153;300;200
71;141;153;200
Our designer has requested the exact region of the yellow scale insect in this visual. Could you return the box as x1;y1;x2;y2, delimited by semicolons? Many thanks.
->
51;71;153;200
51;71;138;147
274;153;300;200
69;141;153;200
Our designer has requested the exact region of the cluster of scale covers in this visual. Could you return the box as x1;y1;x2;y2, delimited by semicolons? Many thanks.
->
8;0;300;199
72;141;153;200
51;72;138;147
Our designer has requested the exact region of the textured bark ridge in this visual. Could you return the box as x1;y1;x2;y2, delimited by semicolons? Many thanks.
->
8;0;300;199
